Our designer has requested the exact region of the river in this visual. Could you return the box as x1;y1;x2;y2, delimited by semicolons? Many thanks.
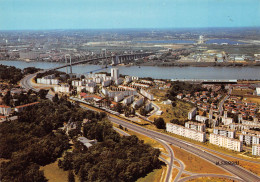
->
1;60;259;80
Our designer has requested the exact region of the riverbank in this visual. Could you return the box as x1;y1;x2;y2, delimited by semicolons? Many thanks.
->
1;60;260;80
1;59;260;68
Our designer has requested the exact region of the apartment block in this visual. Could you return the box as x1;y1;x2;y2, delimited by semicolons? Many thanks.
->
195;115;208;123
209;133;242;152
185;121;205;132
166;123;206;142
239;134;260;146
188;107;197;120
133;97;144;108
123;95;134;105
0;105;11;116
114;93;124;102
252;144;260;156
140;89;154;100
213;127;236;138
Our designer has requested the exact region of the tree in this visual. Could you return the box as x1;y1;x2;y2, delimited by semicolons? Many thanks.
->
3;91;11;106
115;103;123;113
172;102;176;107
38;89;48;99
68;170;75;182
140;107;147;116
154;118;166;129
119;125;123;130
52;94;59;103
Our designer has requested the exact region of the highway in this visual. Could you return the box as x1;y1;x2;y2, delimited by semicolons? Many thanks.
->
20;71;260;182
108;116;260;182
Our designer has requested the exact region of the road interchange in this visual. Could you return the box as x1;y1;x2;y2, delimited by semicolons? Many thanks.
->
20;72;260;182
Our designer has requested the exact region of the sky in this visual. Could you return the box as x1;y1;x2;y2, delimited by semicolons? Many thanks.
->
0;0;260;30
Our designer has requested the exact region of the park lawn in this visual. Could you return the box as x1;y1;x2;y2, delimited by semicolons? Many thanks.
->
150;88;168;101
180;173;190;178
172;168;179;181
170;146;231;175
136;166;166;182
40;161;79;182
174;161;180;167
149;99;193;123
204;149;260;176
187;177;236;182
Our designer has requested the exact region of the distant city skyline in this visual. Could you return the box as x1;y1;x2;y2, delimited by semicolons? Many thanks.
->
0;0;260;30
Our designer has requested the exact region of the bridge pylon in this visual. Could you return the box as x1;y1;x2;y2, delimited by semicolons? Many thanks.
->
65;54;72;74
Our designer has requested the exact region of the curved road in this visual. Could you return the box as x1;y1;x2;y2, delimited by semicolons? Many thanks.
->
20;73;260;182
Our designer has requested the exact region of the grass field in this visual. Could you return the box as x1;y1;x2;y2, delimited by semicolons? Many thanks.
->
40;161;80;182
171;146;231;175
187;177;236;182
180;173;190;178
172;168;179;181
149;99;193;123
150;88;168;102
174;161;180;167
136;166;166;182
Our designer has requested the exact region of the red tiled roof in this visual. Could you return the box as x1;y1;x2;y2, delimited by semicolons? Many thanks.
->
15;102;39;109
0;105;10;108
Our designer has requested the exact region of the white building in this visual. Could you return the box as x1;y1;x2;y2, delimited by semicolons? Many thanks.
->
102;79;111;87
242;130;260;137
133;97;144;108
221;111;233;125
118;85;136;91
145;102;153;112
86;86;95;93
140;89;154;100
123;95;134;105
115;78;124;85
185;121;205;132
111;68;119;80
239;134;260;146
195;115;208;123
125;76;132;83
256;88;260;96
188;107;197;120
132;82;149;88
229;123;259;131
114;93;124;102
166;123;206;142
221;117;233;125
213;127;236;138
140;80;153;84
78;137;97;148
54;84;70;93
37;78;59;85
209;133;242;152
72;80;84;87
252;144;260;156
0;105;11;116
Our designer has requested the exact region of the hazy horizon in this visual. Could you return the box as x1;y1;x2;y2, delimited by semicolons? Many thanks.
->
1;0;260;30
1;26;260;32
